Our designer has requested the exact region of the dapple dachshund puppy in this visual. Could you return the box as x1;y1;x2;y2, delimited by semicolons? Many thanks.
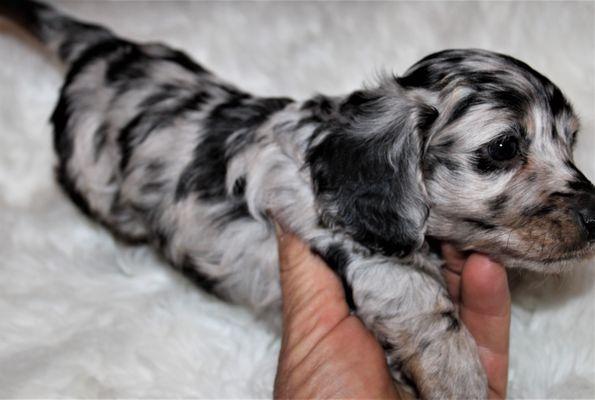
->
2;1;594;398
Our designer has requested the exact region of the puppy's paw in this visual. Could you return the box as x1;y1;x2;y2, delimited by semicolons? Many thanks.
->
385;314;487;399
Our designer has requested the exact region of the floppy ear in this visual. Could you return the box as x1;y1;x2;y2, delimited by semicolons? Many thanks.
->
306;88;438;257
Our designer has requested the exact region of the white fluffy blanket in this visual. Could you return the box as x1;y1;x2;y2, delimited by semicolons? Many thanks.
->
0;1;593;398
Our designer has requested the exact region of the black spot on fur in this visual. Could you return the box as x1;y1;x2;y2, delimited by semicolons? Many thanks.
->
568;179;594;193
422;159;437;179
47;15;114;63
488;193;509;214
550;191;574;199
146;161;165;173
232;176;247;197
140;181;166;194
175;95;292;201
212;201;251;228
565;161;594;193
387;356;420;398
54;165;94;218
396;64;447;89
302;95;335;115
464;71;504;88
418;339;431;353
118;90;212;171
105;44;207;86
381;340;395;352
312;244;355;311
550;124;560;141
308;129;425;257
152;227;169;250
549;86;569;117
339;90;381;116
67;39;127;84
436;139;456;153
440;157;460;172
161;48;208;75
118;113;148;171
426;237;443;258
307;96;430;257
463;218;496;230
93;122;109;161
176;91;212;113
138;84;184;108
105;44;146;83
445;95;483;126
139;162;167;195
58;39;79;63
179;257;219;295
296;96;337;130
488;89;528;113
417;105;439;133
51;95;73;165
425;155;460;177
441;311;460;332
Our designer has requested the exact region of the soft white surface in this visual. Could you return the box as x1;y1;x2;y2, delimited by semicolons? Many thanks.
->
0;1;594;398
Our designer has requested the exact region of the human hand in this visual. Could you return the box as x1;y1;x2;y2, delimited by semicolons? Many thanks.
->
273;227;400;399
441;243;511;399
273;227;511;399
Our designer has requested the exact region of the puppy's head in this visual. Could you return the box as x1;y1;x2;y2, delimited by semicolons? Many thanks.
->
307;49;595;271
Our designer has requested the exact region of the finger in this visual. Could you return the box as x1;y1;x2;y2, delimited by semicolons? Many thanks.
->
459;254;510;399
442;243;466;273
275;226;350;362
441;243;466;303
275;224;346;315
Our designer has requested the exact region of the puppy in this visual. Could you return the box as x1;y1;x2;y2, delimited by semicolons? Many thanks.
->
2;1;594;398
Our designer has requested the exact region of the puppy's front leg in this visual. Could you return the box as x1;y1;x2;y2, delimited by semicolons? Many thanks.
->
343;253;487;399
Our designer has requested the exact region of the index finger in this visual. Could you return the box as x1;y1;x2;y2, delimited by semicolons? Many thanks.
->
274;225;350;345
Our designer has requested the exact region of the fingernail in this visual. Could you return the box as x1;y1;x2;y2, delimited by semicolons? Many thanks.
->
266;209;285;237
274;221;285;241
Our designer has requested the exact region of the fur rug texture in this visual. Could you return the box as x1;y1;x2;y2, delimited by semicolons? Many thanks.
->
0;1;593;398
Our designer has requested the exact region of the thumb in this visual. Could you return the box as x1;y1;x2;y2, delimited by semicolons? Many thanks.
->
460;254;510;399
275;224;350;352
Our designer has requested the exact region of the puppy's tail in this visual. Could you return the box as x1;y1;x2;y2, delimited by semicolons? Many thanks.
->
0;0;115;64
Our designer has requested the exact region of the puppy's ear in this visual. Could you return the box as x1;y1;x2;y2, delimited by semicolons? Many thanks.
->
307;88;437;257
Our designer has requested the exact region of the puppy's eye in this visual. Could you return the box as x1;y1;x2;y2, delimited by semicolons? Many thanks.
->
488;136;519;161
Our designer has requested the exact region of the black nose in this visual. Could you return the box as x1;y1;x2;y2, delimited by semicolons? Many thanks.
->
577;194;595;241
